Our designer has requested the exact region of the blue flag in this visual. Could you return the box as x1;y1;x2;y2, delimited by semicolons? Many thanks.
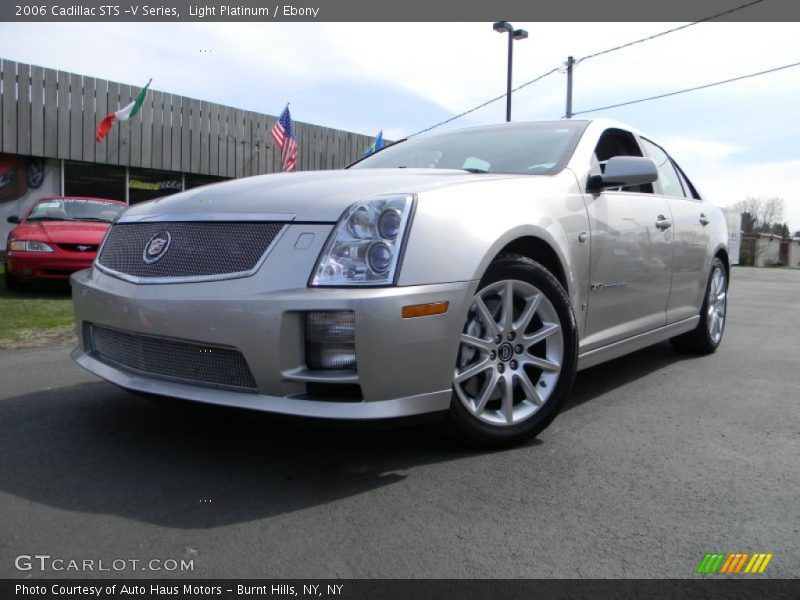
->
364;131;384;156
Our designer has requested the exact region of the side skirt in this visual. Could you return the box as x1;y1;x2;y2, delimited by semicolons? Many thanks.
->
577;316;700;371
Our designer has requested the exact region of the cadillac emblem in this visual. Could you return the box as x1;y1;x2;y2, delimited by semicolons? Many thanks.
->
143;231;171;264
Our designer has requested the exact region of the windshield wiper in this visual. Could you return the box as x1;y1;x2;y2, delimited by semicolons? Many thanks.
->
76;217;112;222
461;168;489;174
27;216;73;221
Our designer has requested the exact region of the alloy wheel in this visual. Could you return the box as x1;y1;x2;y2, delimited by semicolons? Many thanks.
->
707;266;727;344
454;279;564;426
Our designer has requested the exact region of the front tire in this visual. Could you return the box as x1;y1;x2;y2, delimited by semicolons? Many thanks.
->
445;254;578;448
4;262;23;292
670;256;728;354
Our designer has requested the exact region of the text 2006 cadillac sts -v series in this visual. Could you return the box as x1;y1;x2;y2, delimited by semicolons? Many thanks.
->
71;119;729;446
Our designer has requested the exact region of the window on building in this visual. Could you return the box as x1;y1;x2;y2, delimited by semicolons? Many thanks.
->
128;168;184;204
64;161;126;201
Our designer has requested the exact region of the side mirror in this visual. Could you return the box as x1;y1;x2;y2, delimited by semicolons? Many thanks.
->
7;215;19;224
587;156;658;193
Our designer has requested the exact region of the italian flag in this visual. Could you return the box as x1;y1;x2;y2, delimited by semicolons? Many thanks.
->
95;79;152;142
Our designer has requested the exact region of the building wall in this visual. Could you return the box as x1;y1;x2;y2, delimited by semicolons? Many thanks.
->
754;236;782;268
0;58;375;177
722;209;742;265
788;238;800;268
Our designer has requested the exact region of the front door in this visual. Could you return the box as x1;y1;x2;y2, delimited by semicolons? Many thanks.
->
582;190;673;351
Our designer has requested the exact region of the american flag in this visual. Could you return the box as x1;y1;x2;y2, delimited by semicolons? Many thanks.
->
270;106;298;172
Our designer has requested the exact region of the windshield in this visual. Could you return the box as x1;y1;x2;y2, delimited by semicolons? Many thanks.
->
350;121;588;175
27;199;125;223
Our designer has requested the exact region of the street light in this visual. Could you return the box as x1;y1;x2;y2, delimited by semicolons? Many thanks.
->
493;21;528;122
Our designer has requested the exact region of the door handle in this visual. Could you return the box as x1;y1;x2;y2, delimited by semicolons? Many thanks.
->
699;213;710;226
655;215;672;230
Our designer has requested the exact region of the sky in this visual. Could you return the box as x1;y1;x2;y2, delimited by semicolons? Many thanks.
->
0;19;799;230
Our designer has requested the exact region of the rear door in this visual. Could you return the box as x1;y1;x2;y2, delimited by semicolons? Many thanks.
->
639;138;710;323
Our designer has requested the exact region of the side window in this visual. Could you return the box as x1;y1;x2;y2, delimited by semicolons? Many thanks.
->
673;160;702;200
593;128;653;194
640;138;687;199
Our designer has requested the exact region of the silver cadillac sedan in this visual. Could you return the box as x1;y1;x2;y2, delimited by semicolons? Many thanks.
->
71;119;729;446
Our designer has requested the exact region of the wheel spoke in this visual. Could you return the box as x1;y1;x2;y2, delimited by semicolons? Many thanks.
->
500;376;514;423
515;371;543;406
473;370;500;413
522;354;560;372
474;295;500;337
454;357;492;383
523;322;560;348
513;293;541;333
502;281;515;333
460;333;494;353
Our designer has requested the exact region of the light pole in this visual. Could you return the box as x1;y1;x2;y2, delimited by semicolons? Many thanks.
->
493;21;528;122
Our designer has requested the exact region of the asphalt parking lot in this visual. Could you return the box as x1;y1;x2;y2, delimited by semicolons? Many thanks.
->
0;266;797;579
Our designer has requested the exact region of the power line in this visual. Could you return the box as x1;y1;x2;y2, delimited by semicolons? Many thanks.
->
576;0;766;64
572;60;800;116
408;0;767;137
408;67;560;137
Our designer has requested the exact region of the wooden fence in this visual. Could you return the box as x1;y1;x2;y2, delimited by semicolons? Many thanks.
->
0;58;375;177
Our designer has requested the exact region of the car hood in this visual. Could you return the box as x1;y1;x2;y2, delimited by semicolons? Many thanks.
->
120;169;521;223
12;221;111;245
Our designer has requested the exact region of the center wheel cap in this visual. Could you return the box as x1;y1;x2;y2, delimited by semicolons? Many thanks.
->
498;342;514;362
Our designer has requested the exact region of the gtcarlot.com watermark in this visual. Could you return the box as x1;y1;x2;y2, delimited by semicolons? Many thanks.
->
14;554;194;573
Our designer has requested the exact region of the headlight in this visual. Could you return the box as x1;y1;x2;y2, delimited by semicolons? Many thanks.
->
8;240;54;252
311;195;414;286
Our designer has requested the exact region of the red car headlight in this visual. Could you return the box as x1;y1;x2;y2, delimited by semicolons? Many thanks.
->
8;240;54;252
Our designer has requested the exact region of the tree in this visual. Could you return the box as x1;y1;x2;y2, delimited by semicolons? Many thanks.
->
730;197;786;234
772;222;790;237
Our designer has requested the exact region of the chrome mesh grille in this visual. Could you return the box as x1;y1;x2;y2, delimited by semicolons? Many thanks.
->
97;222;284;280
90;325;257;391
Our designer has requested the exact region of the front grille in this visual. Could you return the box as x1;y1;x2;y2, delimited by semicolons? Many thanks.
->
90;324;258;391
96;222;284;281
58;243;98;253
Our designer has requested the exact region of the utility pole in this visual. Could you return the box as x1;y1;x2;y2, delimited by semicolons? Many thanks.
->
565;56;575;119
506;32;514;122
493;21;528;122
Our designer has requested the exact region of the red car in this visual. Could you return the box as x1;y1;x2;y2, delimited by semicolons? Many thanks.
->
5;196;127;289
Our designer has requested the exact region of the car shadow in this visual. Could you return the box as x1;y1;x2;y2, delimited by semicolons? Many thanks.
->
564;340;700;412
0;341;694;530
0;380;484;530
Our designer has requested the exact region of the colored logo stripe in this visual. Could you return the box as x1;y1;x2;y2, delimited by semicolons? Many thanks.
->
697;553;773;574
745;553;773;574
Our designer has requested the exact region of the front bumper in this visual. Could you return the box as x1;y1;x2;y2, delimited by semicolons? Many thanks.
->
71;226;477;419
7;250;95;280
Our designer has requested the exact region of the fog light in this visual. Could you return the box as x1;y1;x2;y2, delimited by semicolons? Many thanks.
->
305;311;356;370
306;343;356;370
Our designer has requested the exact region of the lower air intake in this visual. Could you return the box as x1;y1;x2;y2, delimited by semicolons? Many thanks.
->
90;324;258;391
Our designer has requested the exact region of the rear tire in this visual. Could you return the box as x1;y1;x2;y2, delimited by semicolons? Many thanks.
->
670;257;728;354
444;254;578;448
